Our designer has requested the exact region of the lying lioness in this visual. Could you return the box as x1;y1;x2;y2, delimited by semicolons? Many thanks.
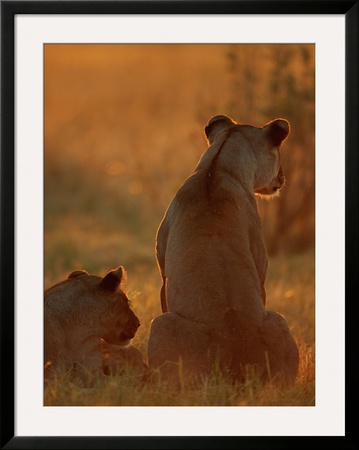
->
45;266;146;384
148;115;299;384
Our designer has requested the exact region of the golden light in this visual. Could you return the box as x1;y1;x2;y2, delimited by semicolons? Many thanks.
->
106;160;126;176
128;181;143;196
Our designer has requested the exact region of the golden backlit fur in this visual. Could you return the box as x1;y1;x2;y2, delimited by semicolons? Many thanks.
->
148;115;299;384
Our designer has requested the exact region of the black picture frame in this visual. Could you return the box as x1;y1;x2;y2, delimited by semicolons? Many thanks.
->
1;1;358;449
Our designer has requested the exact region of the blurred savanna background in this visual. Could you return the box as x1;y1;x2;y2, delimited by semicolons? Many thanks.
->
44;44;315;406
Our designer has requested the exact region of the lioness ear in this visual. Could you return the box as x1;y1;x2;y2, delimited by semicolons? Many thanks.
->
204;115;236;145
265;119;290;147
99;266;126;291
68;270;89;279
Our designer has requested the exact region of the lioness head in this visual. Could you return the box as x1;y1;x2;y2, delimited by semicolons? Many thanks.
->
204;115;290;197
45;265;140;364
45;266;145;383
65;266;140;346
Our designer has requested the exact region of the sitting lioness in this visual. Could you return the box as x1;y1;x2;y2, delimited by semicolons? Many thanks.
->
45;266;145;383
148;115;299;385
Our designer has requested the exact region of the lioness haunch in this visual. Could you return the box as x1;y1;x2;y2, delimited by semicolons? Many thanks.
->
44;266;146;384
148;115;299;385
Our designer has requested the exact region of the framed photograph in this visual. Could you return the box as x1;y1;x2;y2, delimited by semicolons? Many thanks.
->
1;1;357;449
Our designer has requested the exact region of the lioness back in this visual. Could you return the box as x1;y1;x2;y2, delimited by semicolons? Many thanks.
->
148;114;299;385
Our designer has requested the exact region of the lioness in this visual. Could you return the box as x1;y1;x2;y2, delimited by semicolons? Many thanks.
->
148;115;299;384
45;266;145;383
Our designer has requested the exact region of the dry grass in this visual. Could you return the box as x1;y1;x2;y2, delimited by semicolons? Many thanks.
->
44;252;315;407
